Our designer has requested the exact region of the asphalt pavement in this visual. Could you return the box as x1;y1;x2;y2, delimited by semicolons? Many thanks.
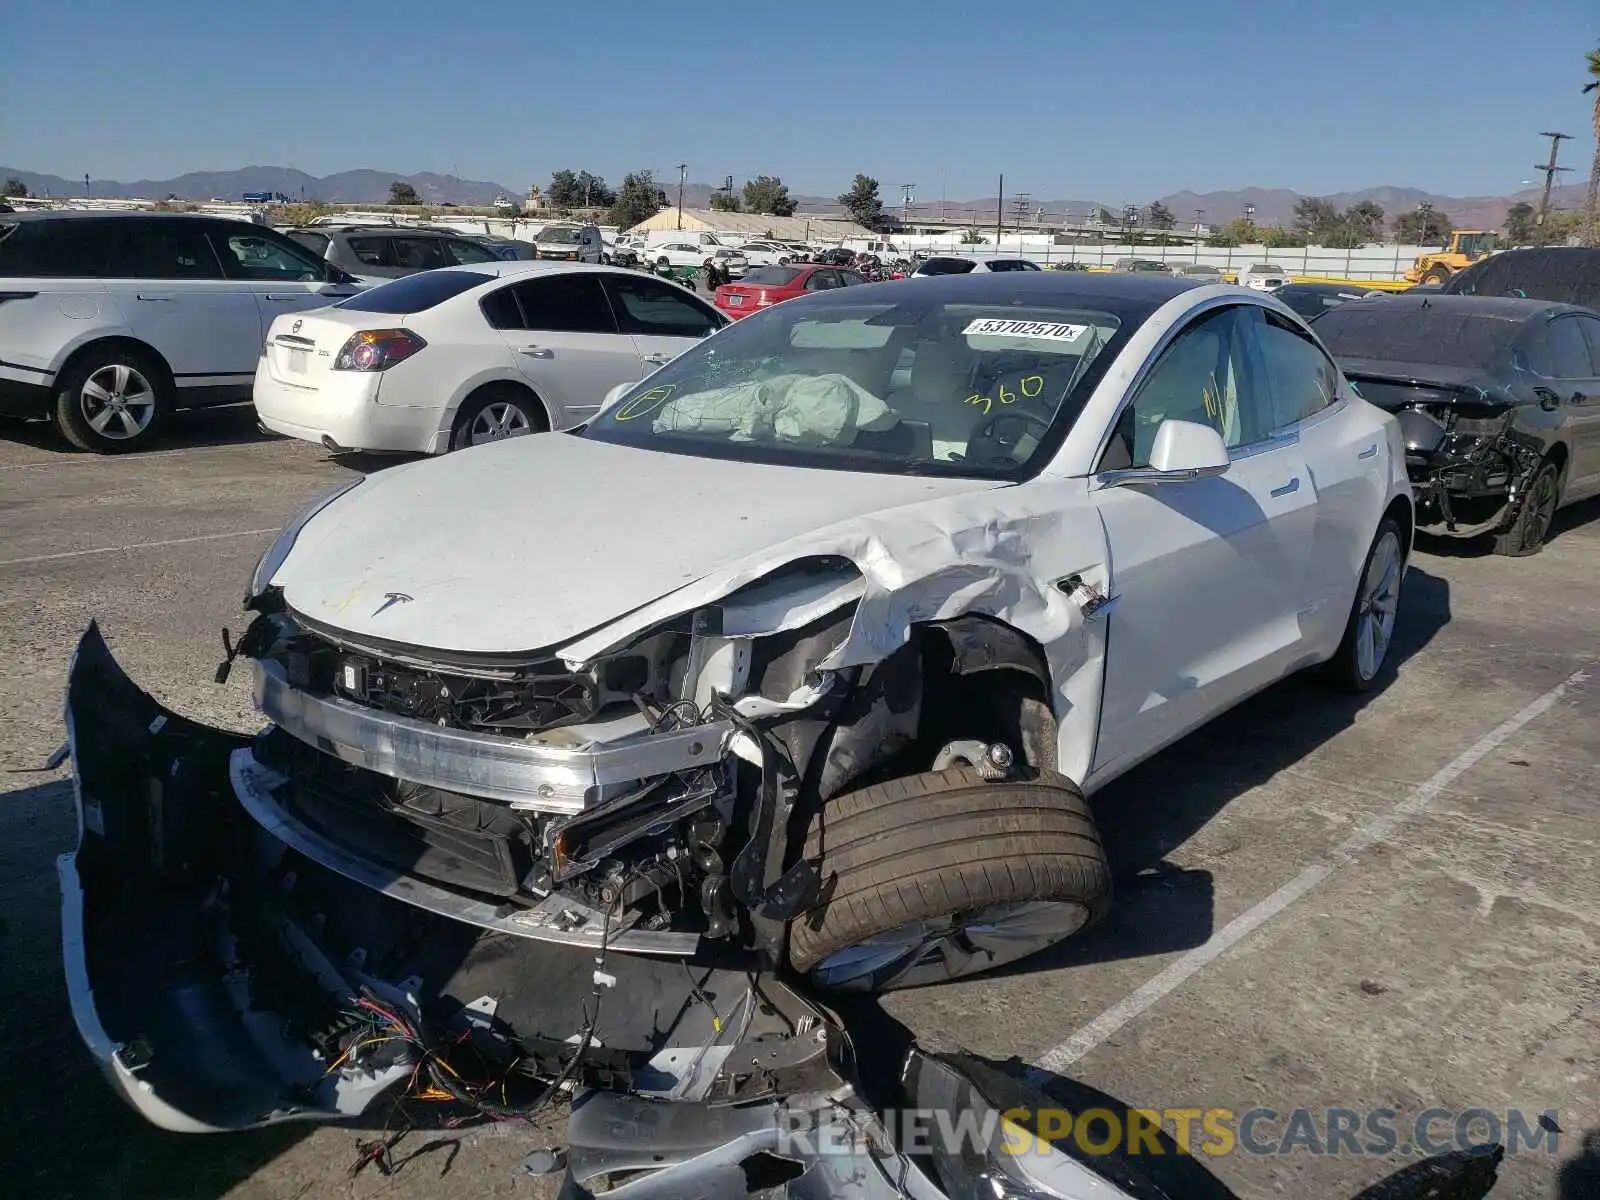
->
1;409;1597;1199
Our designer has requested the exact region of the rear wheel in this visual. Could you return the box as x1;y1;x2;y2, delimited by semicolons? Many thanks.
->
1492;461;1560;557
1422;265;1452;284
449;385;546;451
788;766;1112;991
1327;517;1404;692
53;347;170;452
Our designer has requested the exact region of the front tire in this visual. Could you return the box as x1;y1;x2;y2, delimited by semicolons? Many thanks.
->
448;385;547;451
1422;265;1452;285
1328;517;1405;693
788;766;1112;991
53;346;170;452
1491;461;1560;556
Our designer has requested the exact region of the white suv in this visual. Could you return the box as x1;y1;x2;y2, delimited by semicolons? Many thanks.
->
0;212;361;451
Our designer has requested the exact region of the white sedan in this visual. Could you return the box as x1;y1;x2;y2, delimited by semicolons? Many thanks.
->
252;262;726;453
1238;262;1291;290
736;240;800;266
224;270;1409;992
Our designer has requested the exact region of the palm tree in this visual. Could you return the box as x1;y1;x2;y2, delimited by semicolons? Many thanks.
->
1586;47;1600;246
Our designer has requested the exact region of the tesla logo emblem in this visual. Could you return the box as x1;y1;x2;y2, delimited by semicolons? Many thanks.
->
371;592;413;617
291;319;303;333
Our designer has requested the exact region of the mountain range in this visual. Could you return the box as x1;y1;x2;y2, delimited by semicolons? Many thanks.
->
2;165;1590;230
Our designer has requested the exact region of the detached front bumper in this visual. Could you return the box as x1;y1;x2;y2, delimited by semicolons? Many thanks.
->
57;624;831;1133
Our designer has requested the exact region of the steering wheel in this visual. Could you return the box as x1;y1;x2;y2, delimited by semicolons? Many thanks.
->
974;410;1052;453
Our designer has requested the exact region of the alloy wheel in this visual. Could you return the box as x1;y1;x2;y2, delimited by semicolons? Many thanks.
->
1356;530;1402;682
80;364;156;440
467;402;533;445
808;900;1091;991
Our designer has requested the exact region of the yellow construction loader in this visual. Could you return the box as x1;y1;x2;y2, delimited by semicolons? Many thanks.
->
1404;230;1497;285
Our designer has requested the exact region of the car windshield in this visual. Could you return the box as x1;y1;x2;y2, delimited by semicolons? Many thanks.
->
580;294;1126;479
336;270;492;313
1252;264;1285;273
538;227;582;244
743;266;803;286
1314;301;1525;369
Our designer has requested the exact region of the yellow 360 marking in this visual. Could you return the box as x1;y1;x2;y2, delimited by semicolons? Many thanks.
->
965;375;1046;415
613;384;676;422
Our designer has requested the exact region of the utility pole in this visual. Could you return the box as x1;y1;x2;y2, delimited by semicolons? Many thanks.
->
899;183;915;230
995;174;1004;247
1533;131;1572;246
1193;208;1204;262
676;163;687;230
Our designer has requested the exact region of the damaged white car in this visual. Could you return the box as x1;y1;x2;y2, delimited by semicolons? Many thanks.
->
61;273;1414;1147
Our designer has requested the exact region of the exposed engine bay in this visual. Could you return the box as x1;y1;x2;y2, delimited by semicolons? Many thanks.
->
218;573;1071;978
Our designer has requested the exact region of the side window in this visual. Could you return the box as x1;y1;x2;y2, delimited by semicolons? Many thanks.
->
392;237;449;271
507;274;618;334
11;221;119;276
806;270;839;291
212;231;324;281
837;270;865;287
1575;316;1600;375
346;236;394;268
1103;306;1270;469
1543;317;1593;379
479;285;522;331
446;239;498;265
1253;309;1339;430
125;226;224;279
602;274;721;338
285;230;330;256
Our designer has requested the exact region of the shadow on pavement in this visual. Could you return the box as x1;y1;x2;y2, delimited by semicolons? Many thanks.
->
1558;1128;1600;1199
996;564;1452;977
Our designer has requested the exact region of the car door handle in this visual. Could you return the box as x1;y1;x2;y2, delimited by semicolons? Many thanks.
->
135;294;173;302
1357;444;1378;459
642;352;672;365
1270;477;1300;497
518;346;554;359
265;294;304;302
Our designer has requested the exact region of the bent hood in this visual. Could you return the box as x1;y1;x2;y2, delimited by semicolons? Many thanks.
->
275;435;999;654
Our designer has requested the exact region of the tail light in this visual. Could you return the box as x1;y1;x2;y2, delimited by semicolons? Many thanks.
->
755;291;774;306
334;329;427;372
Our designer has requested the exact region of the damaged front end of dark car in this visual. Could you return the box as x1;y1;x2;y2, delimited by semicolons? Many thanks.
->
1342;370;1548;538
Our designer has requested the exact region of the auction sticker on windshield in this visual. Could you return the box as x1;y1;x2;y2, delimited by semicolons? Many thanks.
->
962;318;1089;341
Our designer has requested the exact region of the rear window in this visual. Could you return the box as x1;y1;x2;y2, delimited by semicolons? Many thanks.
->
337;270;492;314
285;230;330;255
918;258;976;276
0;219;118;276
1444;249;1600;310
1315;301;1525;369
743;267;802;287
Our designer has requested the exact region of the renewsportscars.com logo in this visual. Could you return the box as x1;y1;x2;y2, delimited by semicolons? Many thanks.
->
777;1106;1560;1159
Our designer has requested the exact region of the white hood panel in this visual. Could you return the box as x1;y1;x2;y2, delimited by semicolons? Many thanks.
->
274;435;997;654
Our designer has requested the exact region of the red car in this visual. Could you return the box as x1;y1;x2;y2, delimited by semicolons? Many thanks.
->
713;263;867;319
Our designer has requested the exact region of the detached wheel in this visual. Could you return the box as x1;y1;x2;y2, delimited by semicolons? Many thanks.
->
1328;516;1404;692
53;346;170;452
449;385;546;450
788;766;1111;991
1492;460;1560;557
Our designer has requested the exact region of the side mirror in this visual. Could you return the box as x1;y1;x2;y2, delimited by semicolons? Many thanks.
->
1147;419;1230;477
1106;419;1230;486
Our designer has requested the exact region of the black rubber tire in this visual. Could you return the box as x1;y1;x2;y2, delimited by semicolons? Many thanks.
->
1422;266;1451;284
787;766;1112;984
448;384;547;451
1326;516;1406;694
1491;461;1560;557
53;345;171;453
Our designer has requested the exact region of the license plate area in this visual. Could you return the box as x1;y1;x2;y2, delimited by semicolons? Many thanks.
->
727;295;744;306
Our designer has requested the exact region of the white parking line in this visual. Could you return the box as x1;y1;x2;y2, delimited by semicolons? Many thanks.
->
0;528;280;568
1030;662;1594;1077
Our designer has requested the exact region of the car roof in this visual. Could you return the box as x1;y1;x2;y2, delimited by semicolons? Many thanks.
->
1;209;245;224
1326;293;1571;322
436;261;635;283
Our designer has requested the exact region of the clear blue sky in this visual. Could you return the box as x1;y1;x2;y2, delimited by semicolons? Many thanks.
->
8;0;1596;201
